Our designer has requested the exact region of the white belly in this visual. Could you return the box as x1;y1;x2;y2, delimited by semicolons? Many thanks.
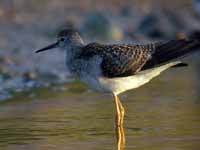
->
80;61;181;95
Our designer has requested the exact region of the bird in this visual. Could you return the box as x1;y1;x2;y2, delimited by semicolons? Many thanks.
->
35;29;200;127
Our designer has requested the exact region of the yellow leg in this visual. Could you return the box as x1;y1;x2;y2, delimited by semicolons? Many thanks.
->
116;125;126;150
117;96;125;125
113;93;126;149
112;93;125;127
113;93;121;126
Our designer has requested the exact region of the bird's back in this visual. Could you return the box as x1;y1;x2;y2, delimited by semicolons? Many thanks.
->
77;39;200;78
78;42;155;77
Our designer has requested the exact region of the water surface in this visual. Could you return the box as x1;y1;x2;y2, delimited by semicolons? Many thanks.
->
0;68;200;150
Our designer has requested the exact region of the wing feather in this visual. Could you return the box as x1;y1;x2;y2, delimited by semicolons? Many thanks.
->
78;43;155;77
77;39;200;78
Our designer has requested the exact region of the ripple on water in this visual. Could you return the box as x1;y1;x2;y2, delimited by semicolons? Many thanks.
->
0;80;199;150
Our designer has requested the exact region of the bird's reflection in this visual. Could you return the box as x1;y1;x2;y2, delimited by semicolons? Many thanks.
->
115;126;125;150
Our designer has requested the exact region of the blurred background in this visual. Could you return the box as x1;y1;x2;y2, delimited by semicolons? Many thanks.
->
0;0;200;100
0;0;200;150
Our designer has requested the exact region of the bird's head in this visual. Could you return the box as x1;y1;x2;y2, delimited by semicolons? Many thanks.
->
35;29;84;53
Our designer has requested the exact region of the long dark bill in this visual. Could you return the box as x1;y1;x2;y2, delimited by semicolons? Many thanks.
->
35;42;59;53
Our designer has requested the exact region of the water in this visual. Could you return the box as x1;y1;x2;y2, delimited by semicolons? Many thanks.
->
0;68;200;150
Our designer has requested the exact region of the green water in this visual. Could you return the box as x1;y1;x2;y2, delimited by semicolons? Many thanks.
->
0;69;200;150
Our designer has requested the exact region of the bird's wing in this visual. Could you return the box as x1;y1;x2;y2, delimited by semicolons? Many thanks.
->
78;43;155;78
78;39;200;78
141;39;200;70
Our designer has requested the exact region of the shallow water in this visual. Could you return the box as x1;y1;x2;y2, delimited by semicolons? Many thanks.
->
0;67;200;150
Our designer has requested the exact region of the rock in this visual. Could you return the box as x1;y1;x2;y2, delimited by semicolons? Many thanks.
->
81;12;123;42
0;67;13;80
120;6;132;17
0;56;14;65
189;30;200;39
25;80;39;88
193;0;200;16
4;76;24;90
23;71;37;81
137;15;165;38
0;91;12;101
175;32;187;40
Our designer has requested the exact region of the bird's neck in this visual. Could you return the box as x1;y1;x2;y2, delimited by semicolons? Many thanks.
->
66;35;84;60
65;36;85;73
65;44;84;67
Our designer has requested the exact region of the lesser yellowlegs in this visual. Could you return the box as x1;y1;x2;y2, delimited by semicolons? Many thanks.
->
35;29;200;127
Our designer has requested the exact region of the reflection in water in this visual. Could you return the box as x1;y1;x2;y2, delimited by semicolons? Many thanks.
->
115;126;125;150
0;76;199;150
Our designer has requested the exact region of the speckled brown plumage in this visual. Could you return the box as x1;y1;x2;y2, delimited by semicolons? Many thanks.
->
77;42;154;77
77;39;200;78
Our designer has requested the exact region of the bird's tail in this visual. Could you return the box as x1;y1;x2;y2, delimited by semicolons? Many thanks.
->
154;39;200;64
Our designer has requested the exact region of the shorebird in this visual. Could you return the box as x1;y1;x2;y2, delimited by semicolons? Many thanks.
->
35;29;200;127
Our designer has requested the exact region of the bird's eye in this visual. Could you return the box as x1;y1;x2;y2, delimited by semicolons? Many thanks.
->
60;38;65;42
